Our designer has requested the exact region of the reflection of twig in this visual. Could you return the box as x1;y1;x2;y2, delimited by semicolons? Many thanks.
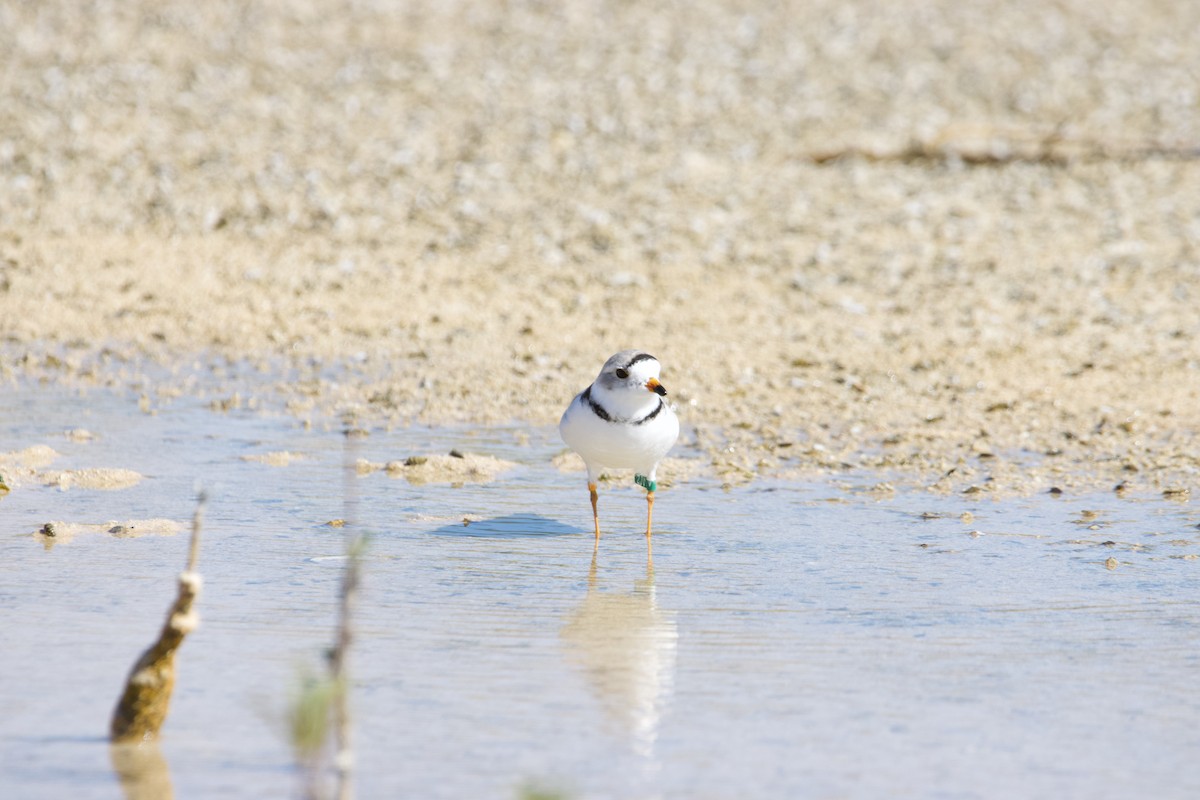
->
110;738;174;800
110;490;206;743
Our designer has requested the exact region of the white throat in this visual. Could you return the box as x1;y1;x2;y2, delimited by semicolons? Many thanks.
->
590;380;662;420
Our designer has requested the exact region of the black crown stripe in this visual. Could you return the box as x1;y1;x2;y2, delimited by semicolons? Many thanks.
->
624;352;657;370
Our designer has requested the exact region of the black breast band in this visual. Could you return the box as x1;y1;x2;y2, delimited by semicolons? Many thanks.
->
582;386;663;426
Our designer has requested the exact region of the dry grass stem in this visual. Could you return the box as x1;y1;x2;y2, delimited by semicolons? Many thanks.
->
109;491;206;744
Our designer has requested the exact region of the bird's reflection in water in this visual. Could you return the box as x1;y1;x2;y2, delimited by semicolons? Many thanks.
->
110;743;174;800
561;552;678;760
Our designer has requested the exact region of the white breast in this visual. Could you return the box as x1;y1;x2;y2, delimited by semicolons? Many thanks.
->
559;392;679;473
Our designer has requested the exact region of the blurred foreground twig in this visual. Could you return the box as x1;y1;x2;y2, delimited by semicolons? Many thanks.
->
330;424;364;800
291;424;363;800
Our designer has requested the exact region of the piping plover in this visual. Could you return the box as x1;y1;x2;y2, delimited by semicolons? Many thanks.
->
559;350;680;545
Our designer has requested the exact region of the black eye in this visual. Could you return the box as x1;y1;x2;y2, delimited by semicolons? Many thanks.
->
614;368;629;380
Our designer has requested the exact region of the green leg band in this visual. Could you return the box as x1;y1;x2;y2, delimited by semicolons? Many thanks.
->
635;474;657;492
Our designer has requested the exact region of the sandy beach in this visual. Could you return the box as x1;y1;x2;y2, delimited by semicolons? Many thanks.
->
2;0;1199;494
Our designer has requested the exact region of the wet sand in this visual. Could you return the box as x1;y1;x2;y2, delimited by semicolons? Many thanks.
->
2;0;1199;494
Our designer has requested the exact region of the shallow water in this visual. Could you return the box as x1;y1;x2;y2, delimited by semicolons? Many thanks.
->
2;386;1199;799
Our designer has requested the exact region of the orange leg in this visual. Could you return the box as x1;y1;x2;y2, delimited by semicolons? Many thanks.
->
645;490;656;565
589;482;600;544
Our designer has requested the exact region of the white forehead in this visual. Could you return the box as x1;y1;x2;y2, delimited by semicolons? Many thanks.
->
601;350;661;378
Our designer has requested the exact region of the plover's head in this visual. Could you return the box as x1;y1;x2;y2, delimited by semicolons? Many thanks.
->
595;350;668;396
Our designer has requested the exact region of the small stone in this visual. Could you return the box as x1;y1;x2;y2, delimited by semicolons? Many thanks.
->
404;456;428;466
1104;556;1119;570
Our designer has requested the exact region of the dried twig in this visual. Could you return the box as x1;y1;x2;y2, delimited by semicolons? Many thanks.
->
110;490;206;743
